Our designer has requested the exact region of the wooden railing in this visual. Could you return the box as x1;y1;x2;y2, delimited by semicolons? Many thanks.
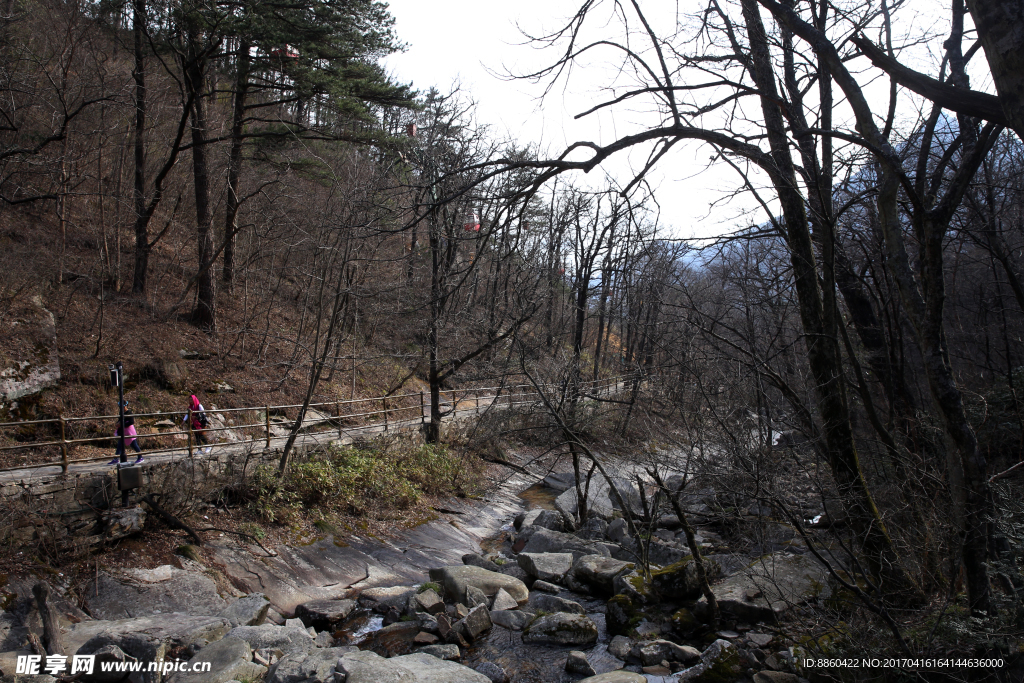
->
0;375;629;473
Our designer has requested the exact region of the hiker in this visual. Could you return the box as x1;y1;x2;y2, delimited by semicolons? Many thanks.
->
108;403;144;465
183;394;212;454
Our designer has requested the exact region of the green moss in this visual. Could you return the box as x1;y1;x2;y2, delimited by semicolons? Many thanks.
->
176;544;201;562
417;582;441;595
695;646;742;683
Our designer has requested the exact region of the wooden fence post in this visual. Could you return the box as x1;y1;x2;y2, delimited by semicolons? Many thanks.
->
58;415;67;473
187;411;194;458
420;391;425;426
336;400;342;438
383;397;388;432
265;407;271;448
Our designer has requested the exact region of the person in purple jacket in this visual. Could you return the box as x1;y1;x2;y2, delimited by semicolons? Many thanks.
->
108;405;144;465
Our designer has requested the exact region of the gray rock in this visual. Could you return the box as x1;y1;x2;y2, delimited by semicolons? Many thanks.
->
314;631;334;648
695;552;829;622
747;632;773;648
337;650;491;683
576;673;646;683
753;671;801;683
519;528;611;562
428;566;528;605
634;639;701;666
607;635;632;660
418;643;461;660
465;585;489;608
74;614;232;664
533;509;565;532
542;472;577;492
606;518;629;543
85;567;228;620
167;637;267;683
414;589;444;615
514;509;542;531
517;552;573;582
475;661;509;683
676;639;741;682
225;624;314;655
531;580;560;594
646;539;689;567
265;646;354;683
490;588;518;612
497;563;529;582
572;555;634;595
566;650;597;676
359;586;418;613
78;644;137;683
0;297;59;405
463;553;500;572
218;593;271;627
455;605;491;641
529;593;585;615
522;613;598;646
284;618;304;628
576;517;608;540
489;609;532;631
294;599;356;631
416;612;439;634
555;484;614;522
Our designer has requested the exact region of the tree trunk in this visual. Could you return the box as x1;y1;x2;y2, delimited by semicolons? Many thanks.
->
185;26;216;329
223;40;250;292
966;0;1024;139
131;0;148;294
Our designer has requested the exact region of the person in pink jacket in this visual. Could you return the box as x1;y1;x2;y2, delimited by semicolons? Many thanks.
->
108;406;144;465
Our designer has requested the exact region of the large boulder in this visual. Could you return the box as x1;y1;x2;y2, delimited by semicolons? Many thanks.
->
293;599;356;631
554;484;614;521
0;296;60;412
633;639;701;666
218;593;271;627
650;556;721;600
489;609;531;631
519;528;611;562
336;650;491;683
695;552;829;623
166;637;266;683
265;646;357;683
428;566;528;605
605;594;640;637
414;589;444;615
73;614;231;663
529;593;585;615
571;555;633;596
516;553;573;582
522;613;598;647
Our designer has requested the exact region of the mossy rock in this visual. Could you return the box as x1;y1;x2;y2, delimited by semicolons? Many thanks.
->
649;556;721;600
670;607;702;637
606;593;643;637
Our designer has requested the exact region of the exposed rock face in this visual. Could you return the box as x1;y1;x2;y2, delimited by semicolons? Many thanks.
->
293;599;356;631
85;565;227;620
0;296;60;412
517;552;573;582
218;593;271;627
428;566;528;605
359;586;419;613
73;614;232;663
336;650;492;683
521;613;598;646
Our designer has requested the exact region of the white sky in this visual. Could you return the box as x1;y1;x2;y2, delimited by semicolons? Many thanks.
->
382;0;962;241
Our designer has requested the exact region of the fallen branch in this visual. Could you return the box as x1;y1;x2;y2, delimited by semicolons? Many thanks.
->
194;526;277;557
140;494;202;546
33;582;65;656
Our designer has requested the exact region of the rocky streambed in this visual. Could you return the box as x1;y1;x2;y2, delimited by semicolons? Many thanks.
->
0;466;828;683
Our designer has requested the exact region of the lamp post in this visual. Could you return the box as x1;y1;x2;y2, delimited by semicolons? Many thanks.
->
109;362;129;506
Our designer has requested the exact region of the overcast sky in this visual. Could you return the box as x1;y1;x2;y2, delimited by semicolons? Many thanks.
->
382;0;958;241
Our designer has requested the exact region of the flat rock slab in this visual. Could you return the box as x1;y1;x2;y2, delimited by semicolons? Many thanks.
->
577;673;647;683
294;599;356;630
338;649;492;682
519;528;611;562
225;624;314;655
428;566;528;605
218;593;271;627
265;646;356;683
84;567;227;620
517;552;573;582
71;614;231;662
572;555;633;595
